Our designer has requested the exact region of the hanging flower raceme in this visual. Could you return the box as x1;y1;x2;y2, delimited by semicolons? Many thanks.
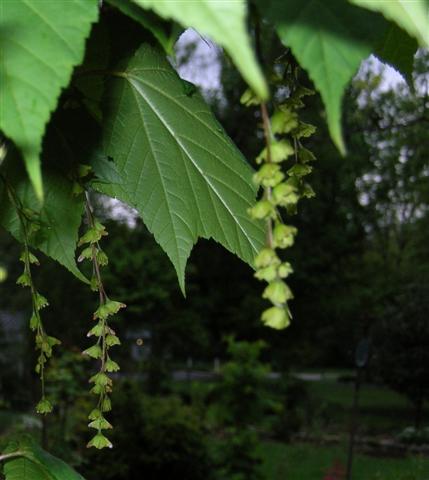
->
78;195;126;449
18;247;60;415
1;177;61;415
242;74;316;330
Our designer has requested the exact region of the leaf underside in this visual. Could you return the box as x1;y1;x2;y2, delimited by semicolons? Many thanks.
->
0;0;99;199
132;0;268;99
262;0;387;155
351;0;429;48
94;45;265;292
4;457;53;480
0;159;86;283
375;23;418;85
3;438;85;480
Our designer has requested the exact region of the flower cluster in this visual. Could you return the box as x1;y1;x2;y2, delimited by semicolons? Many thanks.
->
243;82;316;330
16;225;60;414
79;199;125;449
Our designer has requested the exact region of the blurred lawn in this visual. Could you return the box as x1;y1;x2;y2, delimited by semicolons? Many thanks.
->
172;373;429;435
259;441;429;480
307;380;429;435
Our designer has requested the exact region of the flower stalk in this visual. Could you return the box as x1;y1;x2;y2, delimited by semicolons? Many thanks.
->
80;192;125;449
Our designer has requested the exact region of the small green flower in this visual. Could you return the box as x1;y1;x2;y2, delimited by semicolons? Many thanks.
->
256;140;294;164
29;312;40;331
105;358;120;372
16;272;31;287
78;246;93;263
261;306;291;330
278;262;293;278
240;88;261;106
90;383;112;395
20;251;39;265
83;344;103;359
271;109;298;135
88;416;113;430
299;147;316;163
105;334;121;347
293;121;316;139
88;408;102;420
87;322;104;337
89;372;112;387
302;183;316;198
101;396;112;412
78;223;107;246
36;398;53;415
247;200;275;220
253;163;285;187
87;432;113;450
287;163;313;178
263;280;293;304
97;250;109;266
254;248;280;269
94;300;126;320
273;224;297;249
254;265;277;282
34;292;49;311
272;182;299;207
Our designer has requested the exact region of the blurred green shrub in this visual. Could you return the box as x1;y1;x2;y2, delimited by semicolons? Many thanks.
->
81;381;213;480
211;337;270;480
270;375;310;441
213;336;270;427
214;428;263;480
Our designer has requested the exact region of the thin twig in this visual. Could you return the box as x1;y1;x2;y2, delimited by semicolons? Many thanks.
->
260;103;274;248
